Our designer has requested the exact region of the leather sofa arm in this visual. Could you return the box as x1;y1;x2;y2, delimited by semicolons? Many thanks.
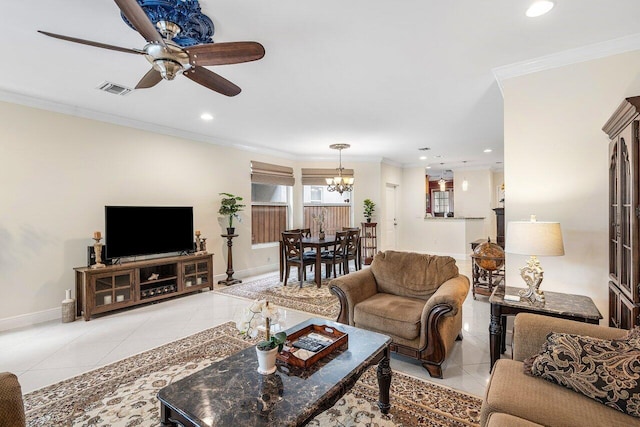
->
329;268;378;325
512;313;628;362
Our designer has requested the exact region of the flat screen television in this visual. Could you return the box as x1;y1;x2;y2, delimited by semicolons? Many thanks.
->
105;206;194;260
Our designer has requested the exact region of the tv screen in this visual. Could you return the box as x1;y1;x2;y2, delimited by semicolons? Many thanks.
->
105;206;194;259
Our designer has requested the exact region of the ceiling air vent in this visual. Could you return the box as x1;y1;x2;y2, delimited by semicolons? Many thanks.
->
418;147;431;151
96;81;133;96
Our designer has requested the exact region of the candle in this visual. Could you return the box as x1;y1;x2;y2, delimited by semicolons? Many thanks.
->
104;295;112;305
93;231;101;239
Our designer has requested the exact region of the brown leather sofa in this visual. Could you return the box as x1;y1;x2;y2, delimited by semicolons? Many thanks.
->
329;250;470;378
481;313;640;427
0;372;25;427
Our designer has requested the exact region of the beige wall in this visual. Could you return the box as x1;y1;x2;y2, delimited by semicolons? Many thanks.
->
503;49;640;322
0;100;388;326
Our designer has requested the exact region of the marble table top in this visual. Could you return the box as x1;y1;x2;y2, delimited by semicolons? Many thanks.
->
490;285;602;321
157;318;392;426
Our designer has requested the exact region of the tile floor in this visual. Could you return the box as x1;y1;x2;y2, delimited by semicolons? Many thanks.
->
2;259;496;397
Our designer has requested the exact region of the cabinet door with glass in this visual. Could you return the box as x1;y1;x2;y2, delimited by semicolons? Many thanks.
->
91;270;134;312
182;261;210;290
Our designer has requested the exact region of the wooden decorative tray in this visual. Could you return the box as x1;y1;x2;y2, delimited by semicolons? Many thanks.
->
277;324;348;368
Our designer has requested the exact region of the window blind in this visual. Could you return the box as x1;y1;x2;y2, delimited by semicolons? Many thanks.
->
251;161;295;186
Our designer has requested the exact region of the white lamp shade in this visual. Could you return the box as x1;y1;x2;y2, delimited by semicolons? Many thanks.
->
325;178;333;185
505;220;565;256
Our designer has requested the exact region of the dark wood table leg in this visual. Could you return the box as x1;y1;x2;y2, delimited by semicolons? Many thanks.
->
279;240;284;282
376;347;392;414
500;315;507;354
315;251;322;288
489;302;502;372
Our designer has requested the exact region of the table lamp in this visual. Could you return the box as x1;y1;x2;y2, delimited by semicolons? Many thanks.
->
505;215;564;303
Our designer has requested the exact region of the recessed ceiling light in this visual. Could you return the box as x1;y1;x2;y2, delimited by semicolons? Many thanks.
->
484;148;493;153
426;166;432;169
526;1;554;17
200;113;214;121
419;156;427;160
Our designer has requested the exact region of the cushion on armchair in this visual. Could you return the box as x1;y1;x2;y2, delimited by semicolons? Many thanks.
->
354;293;424;340
370;251;459;300
524;331;640;418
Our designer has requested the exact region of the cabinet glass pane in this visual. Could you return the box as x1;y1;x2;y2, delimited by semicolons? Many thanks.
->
95;293;114;307
114;274;130;288
114;289;131;303
95;277;113;292
197;262;208;272
184;264;196;275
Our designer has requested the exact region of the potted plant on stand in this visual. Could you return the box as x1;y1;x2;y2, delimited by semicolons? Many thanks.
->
218;192;245;235
236;299;287;375
363;199;376;223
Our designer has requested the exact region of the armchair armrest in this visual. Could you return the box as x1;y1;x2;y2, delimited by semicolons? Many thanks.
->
329;268;378;325
512;313;628;362
422;274;470;321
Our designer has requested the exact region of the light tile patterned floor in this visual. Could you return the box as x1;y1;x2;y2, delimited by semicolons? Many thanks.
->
3;260;494;397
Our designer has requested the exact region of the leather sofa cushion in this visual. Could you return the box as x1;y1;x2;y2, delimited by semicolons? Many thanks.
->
370;250;459;300
481;359;640;427
353;293;424;341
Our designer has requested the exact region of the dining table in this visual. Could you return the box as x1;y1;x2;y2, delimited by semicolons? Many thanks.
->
279;235;338;288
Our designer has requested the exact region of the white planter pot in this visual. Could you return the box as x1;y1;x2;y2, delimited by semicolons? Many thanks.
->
256;346;278;375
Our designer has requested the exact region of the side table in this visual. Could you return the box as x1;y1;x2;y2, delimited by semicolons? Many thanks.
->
489;285;602;371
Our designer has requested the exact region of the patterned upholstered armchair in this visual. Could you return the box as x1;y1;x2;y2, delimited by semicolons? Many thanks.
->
329;250;470;378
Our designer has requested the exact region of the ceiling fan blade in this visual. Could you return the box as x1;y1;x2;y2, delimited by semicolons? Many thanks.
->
136;69;163;89
113;0;166;46
38;30;145;55
184;67;241;97
186;42;265;66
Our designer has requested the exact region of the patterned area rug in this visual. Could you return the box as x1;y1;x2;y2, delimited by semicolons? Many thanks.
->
215;272;340;319
24;322;482;426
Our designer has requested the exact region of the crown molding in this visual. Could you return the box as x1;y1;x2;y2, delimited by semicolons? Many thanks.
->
0;88;297;160
493;33;640;95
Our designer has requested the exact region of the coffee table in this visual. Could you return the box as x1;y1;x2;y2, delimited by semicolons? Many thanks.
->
158;318;392;426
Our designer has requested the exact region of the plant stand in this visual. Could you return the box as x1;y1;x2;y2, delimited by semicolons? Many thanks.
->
218;234;242;286
360;222;377;265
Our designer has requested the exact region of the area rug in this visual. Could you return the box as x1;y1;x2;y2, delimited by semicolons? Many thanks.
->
24;322;482;427
215;272;340;319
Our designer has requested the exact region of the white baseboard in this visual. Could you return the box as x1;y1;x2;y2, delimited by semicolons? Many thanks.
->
0;307;60;332
213;263;279;283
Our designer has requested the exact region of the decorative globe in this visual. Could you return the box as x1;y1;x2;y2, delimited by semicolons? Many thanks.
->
472;239;505;271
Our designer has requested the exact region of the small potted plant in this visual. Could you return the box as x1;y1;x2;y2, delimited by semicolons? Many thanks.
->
218;192;245;235
236;299;287;375
363;199;376;223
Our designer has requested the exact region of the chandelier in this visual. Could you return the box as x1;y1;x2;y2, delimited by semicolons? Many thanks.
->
438;163;446;191
326;144;354;194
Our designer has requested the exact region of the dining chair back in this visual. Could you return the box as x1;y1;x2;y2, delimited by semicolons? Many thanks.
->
344;229;361;273
320;231;348;279
282;231;315;287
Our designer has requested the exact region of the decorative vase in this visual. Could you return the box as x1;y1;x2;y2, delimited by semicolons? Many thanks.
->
319;231;325;240
366;218;372;223
256;346;278;375
227;227;235;235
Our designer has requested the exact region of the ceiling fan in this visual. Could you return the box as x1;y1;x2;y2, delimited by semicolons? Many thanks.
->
38;0;265;96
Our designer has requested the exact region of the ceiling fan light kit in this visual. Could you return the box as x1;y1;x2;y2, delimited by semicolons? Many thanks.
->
38;0;264;96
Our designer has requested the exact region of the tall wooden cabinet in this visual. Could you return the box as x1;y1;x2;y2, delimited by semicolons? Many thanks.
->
603;96;640;329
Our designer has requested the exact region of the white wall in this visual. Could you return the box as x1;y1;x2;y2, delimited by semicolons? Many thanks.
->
503;49;640;322
453;168;494;240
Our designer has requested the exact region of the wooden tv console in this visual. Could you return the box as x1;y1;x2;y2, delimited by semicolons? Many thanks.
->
74;253;213;321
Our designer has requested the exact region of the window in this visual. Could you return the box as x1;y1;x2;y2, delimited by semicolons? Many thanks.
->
251;161;294;244
300;168;354;234
309;186;323;203
432;190;454;216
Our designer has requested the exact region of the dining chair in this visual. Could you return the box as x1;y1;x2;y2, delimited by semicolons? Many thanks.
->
320;231;348;279
281;231;315;287
344;229;361;273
